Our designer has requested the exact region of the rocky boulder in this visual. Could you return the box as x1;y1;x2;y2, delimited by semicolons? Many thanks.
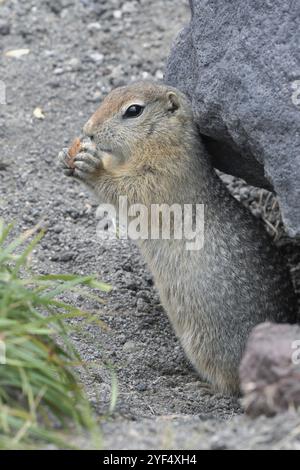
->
165;0;300;237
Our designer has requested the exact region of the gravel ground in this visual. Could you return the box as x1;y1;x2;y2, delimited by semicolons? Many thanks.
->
0;0;299;450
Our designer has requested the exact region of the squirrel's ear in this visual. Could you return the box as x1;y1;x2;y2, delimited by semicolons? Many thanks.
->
166;91;180;113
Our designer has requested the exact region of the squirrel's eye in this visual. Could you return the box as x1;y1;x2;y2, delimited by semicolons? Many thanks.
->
123;105;144;119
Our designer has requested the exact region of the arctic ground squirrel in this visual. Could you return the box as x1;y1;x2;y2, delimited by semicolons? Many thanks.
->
58;81;297;395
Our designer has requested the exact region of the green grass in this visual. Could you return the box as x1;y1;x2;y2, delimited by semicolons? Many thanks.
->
0;220;111;449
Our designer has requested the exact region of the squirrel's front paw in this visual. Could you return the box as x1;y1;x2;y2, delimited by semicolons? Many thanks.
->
73;142;105;183
58;142;104;184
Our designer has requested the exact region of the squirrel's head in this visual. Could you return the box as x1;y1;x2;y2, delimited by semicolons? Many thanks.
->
83;81;196;165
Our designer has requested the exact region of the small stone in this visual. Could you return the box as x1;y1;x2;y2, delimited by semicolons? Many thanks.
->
136;298;146;312
53;67;64;76
135;383;147;392
87;22;101;32
44;50;56;58
113;10;122;19
52;224;64;234
123;340;137;353
47;79;60;89
86;90;102;103
0;21;11;36
52;251;76;262
122;1;137;13
117;334;126;345
210;438;228;450
92;2;107;17
155;70;164;80
68;57;81;71
47;0;64;14
122;263;133;272
88;52;104;64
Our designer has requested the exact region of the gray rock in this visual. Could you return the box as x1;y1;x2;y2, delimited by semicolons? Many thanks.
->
165;0;300;237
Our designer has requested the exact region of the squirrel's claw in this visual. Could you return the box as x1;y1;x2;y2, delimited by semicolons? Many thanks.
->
58;148;74;177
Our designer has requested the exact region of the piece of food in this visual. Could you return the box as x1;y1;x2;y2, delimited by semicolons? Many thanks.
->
67;137;82;169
